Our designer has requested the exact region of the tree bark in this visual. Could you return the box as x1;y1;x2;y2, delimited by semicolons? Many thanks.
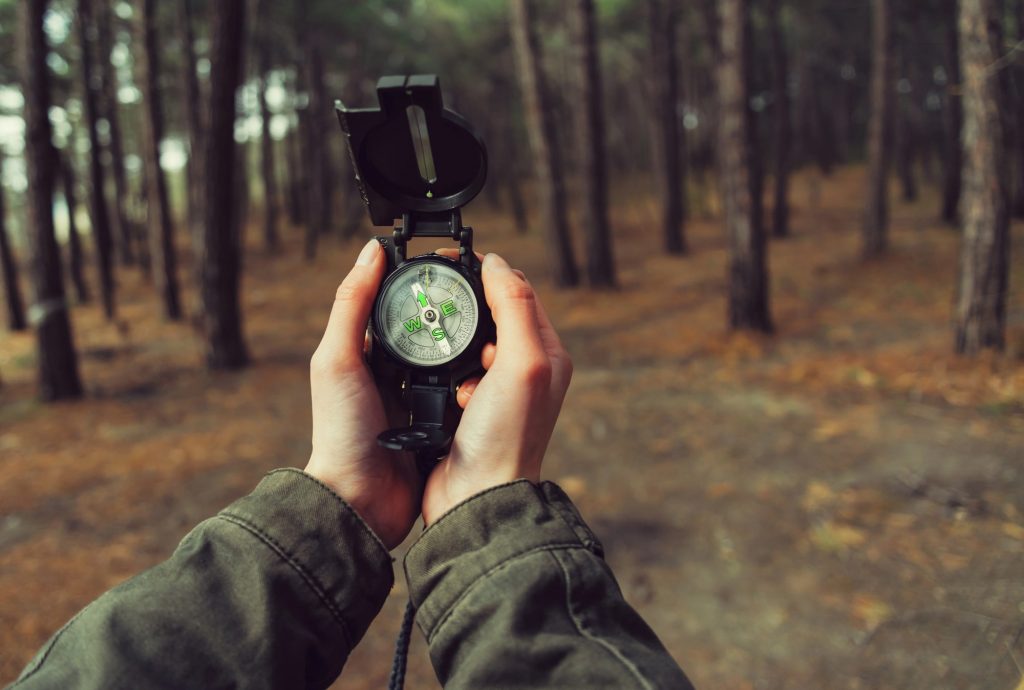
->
510;0;579;287
19;0;83;400
60;152;90;304
954;0;1009;354
648;0;687;254
96;0;134;266
767;0;791;238
0;151;27;331
571;0;616;288
862;0;892;258
258;41;279;252
136;0;182;320
941;0;963;225
77;0;116;319
201;0;249;369
717;0;772;333
178;0;204;267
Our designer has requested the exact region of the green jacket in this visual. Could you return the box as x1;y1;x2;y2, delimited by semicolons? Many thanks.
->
9;469;693;689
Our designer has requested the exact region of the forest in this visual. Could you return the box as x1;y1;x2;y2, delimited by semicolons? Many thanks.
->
1;0;1023;688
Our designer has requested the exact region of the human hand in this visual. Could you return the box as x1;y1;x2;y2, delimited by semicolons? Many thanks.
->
421;252;573;525
305;240;420;550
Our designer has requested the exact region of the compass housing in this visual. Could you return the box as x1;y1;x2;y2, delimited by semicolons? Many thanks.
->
371;255;490;374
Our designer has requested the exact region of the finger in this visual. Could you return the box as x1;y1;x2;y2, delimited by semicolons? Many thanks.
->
435;247;486;262
314;240;385;372
481;342;496;370
533;295;572;390
482;253;546;366
456;377;480;408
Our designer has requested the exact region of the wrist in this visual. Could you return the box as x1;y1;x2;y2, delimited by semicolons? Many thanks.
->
302;462;411;550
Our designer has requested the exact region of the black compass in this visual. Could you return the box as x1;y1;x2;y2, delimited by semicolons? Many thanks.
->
336;75;494;468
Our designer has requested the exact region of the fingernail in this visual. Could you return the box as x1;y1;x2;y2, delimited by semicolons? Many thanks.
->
483;253;505;271
356;239;378;266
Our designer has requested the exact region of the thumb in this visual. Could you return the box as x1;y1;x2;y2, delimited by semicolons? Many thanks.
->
314;240;385;373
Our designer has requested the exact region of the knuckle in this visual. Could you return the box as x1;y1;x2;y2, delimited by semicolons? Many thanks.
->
334;276;363;303
503;279;536;305
520;356;552;388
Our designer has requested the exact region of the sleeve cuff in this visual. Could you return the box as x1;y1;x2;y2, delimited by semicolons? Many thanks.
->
403;479;603;638
218;468;394;648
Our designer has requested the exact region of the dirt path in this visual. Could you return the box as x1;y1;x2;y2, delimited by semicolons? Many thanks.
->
2;168;1022;689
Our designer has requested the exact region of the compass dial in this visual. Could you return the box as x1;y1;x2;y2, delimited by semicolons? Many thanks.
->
374;258;480;368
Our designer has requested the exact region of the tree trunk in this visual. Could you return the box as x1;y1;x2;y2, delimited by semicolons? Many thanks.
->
941;0;963;224
60;152;90;304
201;0;249;369
0;151;27;331
1011;0;1024;218
954;0;1009;354
286;122;306;227
178;0;204;268
510;0;579;287
136;0;181;320
862;0;892;258
96;0;134;266
768;0;791;238
297;104;318;261
19;0;83;400
571;0;616;288
258;41;279;252
894;48;918;202
77;0;116;319
303;34;330;242
648;0;687;254
717;0;772;333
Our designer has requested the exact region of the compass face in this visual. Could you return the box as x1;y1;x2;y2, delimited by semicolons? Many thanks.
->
375;258;480;368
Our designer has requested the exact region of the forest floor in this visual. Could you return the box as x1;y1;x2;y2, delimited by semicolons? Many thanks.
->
1;166;1023;690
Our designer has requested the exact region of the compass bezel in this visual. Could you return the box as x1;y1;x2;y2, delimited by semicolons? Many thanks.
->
371;254;489;373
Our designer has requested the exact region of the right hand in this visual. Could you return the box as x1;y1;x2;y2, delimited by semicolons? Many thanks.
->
421;252;573;525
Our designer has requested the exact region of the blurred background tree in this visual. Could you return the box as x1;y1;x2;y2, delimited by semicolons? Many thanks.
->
0;0;1019;399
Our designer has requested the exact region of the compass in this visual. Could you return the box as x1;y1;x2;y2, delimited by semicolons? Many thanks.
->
336;75;494;466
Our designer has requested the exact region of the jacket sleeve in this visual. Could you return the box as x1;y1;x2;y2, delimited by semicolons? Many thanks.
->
404;480;695;690
9;468;394;690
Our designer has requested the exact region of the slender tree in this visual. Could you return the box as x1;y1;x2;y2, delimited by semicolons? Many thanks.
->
302;32;330;243
178;0;204;261
19;0;83;399
201;0;249;369
76;0;116;319
954;0;1009;354
571;0;616;287
257;26;279;252
648;0;687;254
286;120;306;227
767;0;791;238
717;0;772;332
60;152;90;304
136;0;181;319
96;0;134;266
1011;0;1024;218
510;0;579;287
0;151;27;331
862;0;893;258
941;0;963;224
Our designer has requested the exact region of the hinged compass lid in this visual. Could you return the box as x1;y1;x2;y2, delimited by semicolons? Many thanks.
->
335;75;488;226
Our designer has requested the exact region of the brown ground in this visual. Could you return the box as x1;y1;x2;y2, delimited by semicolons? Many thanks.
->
1;167;1023;689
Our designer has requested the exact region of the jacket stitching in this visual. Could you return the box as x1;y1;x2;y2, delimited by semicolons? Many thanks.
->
552;550;655;690
265;468;390;557
216;513;355;649
425;542;582;645
8;602;95;687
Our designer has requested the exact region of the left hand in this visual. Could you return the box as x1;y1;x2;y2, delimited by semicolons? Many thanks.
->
304;240;420;550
